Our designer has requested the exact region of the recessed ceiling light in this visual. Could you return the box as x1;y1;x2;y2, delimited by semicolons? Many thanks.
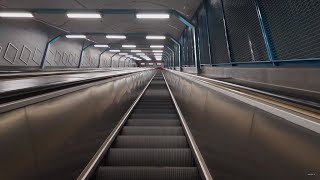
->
150;45;164;48
136;13;170;19
0;12;34;18
109;50;121;52
67;13;101;18
153;50;163;53
146;36;166;40
122;45;136;48
94;44;109;48
131;50;142;53
106;35;127;39
66;35;87;39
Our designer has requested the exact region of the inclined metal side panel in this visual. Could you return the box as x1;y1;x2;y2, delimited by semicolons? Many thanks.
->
163;71;320;180
0;70;154;180
0;109;37;180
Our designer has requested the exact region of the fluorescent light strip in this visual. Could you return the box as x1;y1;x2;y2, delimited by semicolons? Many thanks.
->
153;50;163;53
146;36;166;40
67;13;101;18
136;53;146;56
109;50;121;52
94;44;109;48
0;12;34;18
66;35;87;39
136;13;170;19
154;53;163;56
131;50;142;53
122;45;136;48
150;45;164;48
106;35;126;39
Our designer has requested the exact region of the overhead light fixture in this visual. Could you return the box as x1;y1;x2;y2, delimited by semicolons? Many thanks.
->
136;13;170;19
146;36;166;40
0;12;34;18
154;53;163;56
126;55;133;57
122;45;136;48
136;53;146;56
109;50;121;52
66;35;87;39
131;50;142;53
106;35;127;39
119;53;128;56
67;13;101;19
94;44;109;48
153;50;163;53
150;45;164;48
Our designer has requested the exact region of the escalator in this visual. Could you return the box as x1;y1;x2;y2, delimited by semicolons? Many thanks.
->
89;71;205;180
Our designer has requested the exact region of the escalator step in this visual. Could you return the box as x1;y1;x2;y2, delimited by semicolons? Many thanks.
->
132;109;176;114
106;149;194;166
121;127;184;136
135;105;175;109
130;113;178;119
126;119;180;126
96;167;201;180
113;136;188;148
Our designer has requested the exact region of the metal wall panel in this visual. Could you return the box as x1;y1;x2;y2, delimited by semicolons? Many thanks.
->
0;19;58;68
259;0;320;60
206;0;230;64
222;0;268;62
0;70;155;180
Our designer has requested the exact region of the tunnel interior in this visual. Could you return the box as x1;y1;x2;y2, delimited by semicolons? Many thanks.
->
0;1;320;180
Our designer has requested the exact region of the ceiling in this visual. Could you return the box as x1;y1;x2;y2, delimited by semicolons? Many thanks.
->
0;0;202;45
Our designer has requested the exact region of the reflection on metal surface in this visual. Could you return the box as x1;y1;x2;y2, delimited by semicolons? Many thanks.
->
163;69;320;180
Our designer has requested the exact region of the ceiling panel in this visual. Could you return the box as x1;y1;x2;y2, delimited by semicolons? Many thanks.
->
0;0;202;41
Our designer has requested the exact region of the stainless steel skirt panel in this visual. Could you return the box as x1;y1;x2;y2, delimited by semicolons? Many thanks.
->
0;70;155;180
163;71;320;180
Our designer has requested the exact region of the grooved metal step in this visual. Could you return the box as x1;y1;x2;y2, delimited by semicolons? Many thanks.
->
112;136;188;148
97;167;201;180
130;113;179;119
132;109;176;114
106;149;194;166
126;119;180;126
93;72;202;180
121;127;184;136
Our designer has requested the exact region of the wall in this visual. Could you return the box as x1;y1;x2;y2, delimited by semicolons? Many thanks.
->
0;70;154;180
178;0;320;67
0;19;135;70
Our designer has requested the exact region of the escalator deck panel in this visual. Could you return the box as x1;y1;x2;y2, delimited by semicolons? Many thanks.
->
96;71;201;180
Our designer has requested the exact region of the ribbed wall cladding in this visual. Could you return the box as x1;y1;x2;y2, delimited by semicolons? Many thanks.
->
94;71;202;180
